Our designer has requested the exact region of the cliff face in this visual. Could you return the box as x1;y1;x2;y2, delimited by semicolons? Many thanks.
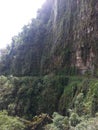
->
0;1;98;128
0;0;98;76
41;0;98;75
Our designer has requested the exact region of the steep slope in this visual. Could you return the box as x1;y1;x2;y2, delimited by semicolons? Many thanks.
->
0;0;52;76
41;0;98;75
0;0;98;76
0;0;98;129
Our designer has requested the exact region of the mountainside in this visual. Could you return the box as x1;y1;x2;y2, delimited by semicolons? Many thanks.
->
45;0;98;75
0;0;98;130
0;0;98;76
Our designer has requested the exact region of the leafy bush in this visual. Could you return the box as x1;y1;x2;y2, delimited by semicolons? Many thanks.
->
75;117;98;130
74;93;84;115
69;112;81;127
0;110;25;130
46;112;69;130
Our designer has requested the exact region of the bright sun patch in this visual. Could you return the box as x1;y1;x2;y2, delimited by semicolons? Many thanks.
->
0;0;46;49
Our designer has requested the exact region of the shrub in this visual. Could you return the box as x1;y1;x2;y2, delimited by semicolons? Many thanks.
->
52;112;69;130
0;110;25;130
69;112;81;127
74;93;84;115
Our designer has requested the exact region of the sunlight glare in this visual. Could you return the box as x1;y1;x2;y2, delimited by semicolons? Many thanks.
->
0;0;46;49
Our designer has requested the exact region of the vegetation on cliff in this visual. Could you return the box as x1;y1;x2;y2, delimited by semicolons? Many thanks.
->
0;0;98;129
0;0;97;76
0;75;98;129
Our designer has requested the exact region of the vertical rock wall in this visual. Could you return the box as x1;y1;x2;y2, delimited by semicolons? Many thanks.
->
42;0;98;75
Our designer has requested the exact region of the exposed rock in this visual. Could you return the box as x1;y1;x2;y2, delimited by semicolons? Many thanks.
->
28;113;52;130
0;0;98;76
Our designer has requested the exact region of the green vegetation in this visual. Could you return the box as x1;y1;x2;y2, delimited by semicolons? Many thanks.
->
0;75;68;119
0;0;98;129
0;75;98;129
0;110;25;130
45;111;98;130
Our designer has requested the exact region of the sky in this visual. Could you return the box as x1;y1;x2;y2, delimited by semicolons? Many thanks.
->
0;0;46;49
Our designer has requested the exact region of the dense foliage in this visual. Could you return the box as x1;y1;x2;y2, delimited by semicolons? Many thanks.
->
0;0;98;129
0;110;25;130
0;75;98;129
0;75;68;119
